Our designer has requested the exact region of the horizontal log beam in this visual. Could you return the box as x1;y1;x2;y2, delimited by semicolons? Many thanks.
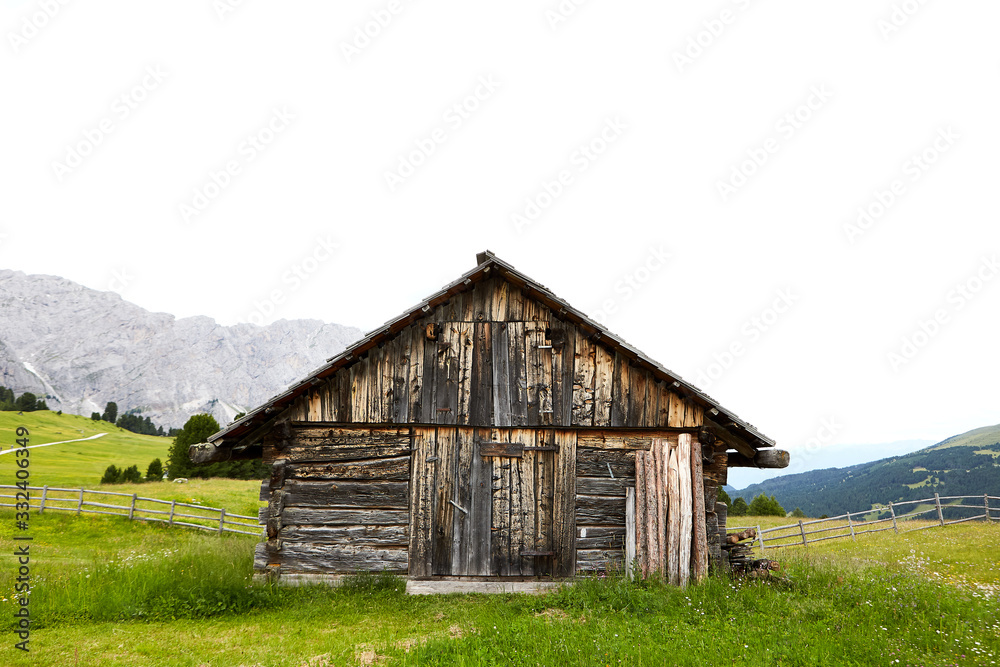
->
189;442;262;464
726;449;790;469
703;423;757;458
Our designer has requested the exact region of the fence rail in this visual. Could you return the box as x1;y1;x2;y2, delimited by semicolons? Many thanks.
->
733;492;999;550
0;485;262;537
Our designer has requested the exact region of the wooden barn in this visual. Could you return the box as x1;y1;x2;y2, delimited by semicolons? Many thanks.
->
192;251;788;588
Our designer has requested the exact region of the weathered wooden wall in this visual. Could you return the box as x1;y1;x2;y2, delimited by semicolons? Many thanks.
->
574;434;650;573
409;427;577;578
256;426;411;575
283;277;703;430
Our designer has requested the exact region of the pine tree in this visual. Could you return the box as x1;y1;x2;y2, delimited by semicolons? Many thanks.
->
730;497;749;516
102;401;118;423
166;414;220;479
717;488;732;506
101;465;122;484
146;458;164;481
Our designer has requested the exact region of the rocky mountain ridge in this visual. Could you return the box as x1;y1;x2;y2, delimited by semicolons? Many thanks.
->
0;269;362;428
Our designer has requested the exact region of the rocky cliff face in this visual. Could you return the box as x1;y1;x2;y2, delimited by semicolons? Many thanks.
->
0;270;362;429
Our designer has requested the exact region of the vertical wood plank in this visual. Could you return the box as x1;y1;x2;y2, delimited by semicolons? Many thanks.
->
451;427;475;573
393;334;410;424
610;352;630;427
491;428;512;576
525;321;549;425
552;429;577;577
469;428;493;575
572;335;596;426
435;323;459;426
473;278;494;322
470;322;493;425
408;428;434;577
667;392;685;428
432;427;456;575
627;367;647;428
549;321;576;427
511;427;534;575
593;344;614;427
656;439;669;576
407;328;425;423
491;323;512;427
686;433;708;583
677;435;692;587
455;322;474;425
508;322;528;426
625;487;636;579
534;430;554;575
506;286;525;320
491;280;509;321
666;442;680;586
634;453;646;577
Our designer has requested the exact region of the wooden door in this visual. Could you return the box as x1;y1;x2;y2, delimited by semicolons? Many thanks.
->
410;427;573;577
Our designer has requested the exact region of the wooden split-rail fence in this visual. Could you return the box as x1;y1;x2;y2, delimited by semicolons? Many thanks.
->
0;485;261;536
732;493;999;550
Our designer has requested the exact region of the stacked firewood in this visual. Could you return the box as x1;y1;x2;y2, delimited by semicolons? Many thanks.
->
721;527;779;577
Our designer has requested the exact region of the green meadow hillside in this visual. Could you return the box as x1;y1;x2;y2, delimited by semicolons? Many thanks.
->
734;424;1000;517
0;410;170;487
0;411;260;513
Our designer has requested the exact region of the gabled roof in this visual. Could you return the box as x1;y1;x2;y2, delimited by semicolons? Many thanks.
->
208;251;774;451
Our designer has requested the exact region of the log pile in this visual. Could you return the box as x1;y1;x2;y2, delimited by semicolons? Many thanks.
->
721;526;780;578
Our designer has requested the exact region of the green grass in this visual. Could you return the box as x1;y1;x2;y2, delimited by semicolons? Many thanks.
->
0;411;261;513
0;411;170;487
0;510;998;666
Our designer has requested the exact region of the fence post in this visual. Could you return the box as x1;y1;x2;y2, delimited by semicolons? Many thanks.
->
985;494;992;523
128;494;137;521
38;485;48;514
756;525;765;551
168;500;176;527
847;512;856;541
888;502;898;534
934;493;944;526
218;508;226;535
76;488;85;515
798;520;807;546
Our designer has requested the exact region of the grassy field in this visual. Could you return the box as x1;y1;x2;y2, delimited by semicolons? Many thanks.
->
0;507;997;666
0;411;261;514
0;411;170;487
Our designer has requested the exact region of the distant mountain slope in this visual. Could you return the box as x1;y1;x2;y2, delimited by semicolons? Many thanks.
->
0;270;362;428
733;424;1000;517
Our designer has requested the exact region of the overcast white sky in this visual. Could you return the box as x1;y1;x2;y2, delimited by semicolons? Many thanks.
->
2;1;998;486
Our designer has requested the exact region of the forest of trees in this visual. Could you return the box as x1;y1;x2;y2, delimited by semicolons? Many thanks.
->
0;386;49;412
735;443;1000;517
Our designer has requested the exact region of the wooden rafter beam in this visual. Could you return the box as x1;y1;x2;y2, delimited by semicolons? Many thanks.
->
703;422;757;458
726;449;790;469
